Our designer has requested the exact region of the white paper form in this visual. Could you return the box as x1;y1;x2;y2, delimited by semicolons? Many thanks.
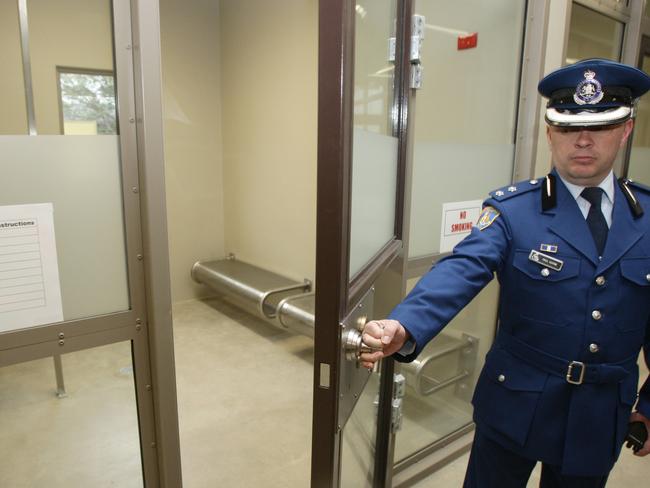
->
0;203;63;332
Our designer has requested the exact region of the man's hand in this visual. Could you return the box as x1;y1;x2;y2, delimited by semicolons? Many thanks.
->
629;411;650;457
359;319;410;370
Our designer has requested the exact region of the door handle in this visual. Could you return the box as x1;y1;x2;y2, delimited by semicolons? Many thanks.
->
343;328;382;362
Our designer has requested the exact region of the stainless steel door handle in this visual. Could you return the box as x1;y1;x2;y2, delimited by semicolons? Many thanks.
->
343;328;382;362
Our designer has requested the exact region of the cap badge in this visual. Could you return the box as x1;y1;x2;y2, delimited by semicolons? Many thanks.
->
573;70;604;105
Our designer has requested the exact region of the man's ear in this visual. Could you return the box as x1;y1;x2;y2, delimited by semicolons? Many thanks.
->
620;118;634;146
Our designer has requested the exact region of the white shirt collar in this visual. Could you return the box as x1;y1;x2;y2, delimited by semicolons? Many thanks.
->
557;170;615;205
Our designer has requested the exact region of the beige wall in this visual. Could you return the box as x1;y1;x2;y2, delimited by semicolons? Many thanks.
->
160;0;318;302
0;1;28;135
534;0;572;177
220;0;318;284
28;0;114;134
160;0;226;302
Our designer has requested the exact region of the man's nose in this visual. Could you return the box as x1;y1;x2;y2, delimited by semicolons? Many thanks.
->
575;130;594;147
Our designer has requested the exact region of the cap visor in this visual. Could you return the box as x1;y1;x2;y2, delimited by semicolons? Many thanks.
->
545;106;631;127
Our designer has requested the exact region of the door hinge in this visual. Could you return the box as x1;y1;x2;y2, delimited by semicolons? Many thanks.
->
391;373;406;433
410;64;423;89
410;14;425;89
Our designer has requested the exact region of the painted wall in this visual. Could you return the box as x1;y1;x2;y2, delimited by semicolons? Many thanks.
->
0;0;28;135
160;0;226;301
28;0;114;135
159;0;317;301
219;0;318;284
534;0;572;178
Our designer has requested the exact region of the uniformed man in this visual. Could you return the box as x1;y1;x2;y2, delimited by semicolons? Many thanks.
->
360;59;650;487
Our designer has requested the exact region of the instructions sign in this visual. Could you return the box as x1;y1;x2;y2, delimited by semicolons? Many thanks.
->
0;203;63;332
439;200;482;253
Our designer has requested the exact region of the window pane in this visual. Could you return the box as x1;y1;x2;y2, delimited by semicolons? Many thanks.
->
566;4;624;63
396;0;526;464
349;0;399;278
59;71;117;135
0;0;130;324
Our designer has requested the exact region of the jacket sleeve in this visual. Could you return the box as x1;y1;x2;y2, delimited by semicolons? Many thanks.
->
389;201;511;362
636;316;650;418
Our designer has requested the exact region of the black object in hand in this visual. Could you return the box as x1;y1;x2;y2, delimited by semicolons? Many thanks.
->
625;421;648;453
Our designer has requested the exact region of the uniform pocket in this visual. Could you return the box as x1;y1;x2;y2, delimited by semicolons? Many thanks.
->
513;250;580;282
472;347;548;446
616;257;650;332
620;257;650;286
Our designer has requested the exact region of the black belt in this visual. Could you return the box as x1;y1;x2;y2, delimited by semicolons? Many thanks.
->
497;332;635;385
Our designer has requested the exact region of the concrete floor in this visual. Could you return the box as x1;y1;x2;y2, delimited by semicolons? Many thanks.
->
1;297;648;487
413;442;649;487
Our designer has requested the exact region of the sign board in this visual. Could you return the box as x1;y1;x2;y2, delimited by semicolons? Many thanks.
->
439;200;482;253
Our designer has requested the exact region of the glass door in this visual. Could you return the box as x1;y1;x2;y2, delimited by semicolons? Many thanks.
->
0;1;177;486
311;0;411;486
393;0;527;480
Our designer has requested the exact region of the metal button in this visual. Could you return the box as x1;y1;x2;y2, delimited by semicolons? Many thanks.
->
498;374;506;383
589;343;599;353
495;191;505;197
541;268;550;277
592;310;602;321
646;274;650;283
595;276;606;286
508;186;517;192
530;179;539;185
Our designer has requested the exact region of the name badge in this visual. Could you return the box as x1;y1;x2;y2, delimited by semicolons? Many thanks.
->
528;250;564;272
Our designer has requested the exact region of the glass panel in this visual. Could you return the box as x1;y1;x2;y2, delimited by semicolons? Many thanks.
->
407;0;525;258
0;0;130;324
395;280;499;460
397;0;525;462
0;342;143;487
341;370;381;486
349;0;399;278
628;51;650;185
565;4;624;64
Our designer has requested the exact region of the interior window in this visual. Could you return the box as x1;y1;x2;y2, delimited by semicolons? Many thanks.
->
58;69;117;135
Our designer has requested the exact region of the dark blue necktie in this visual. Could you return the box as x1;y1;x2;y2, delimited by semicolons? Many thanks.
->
581;187;608;256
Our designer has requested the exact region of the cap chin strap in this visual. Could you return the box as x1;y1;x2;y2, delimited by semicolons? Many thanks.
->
545;106;631;127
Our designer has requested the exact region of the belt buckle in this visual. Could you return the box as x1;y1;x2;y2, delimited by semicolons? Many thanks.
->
566;361;585;385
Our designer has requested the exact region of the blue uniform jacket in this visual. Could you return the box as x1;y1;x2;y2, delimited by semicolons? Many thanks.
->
389;171;650;476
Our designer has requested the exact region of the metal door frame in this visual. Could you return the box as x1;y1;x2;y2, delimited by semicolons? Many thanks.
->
312;0;413;486
0;0;181;486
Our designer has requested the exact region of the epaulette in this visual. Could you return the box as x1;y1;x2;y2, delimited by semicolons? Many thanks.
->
618;178;645;218
624;178;650;193
488;178;543;202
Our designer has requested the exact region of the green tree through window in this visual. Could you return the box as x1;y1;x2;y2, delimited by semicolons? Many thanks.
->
58;70;117;135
